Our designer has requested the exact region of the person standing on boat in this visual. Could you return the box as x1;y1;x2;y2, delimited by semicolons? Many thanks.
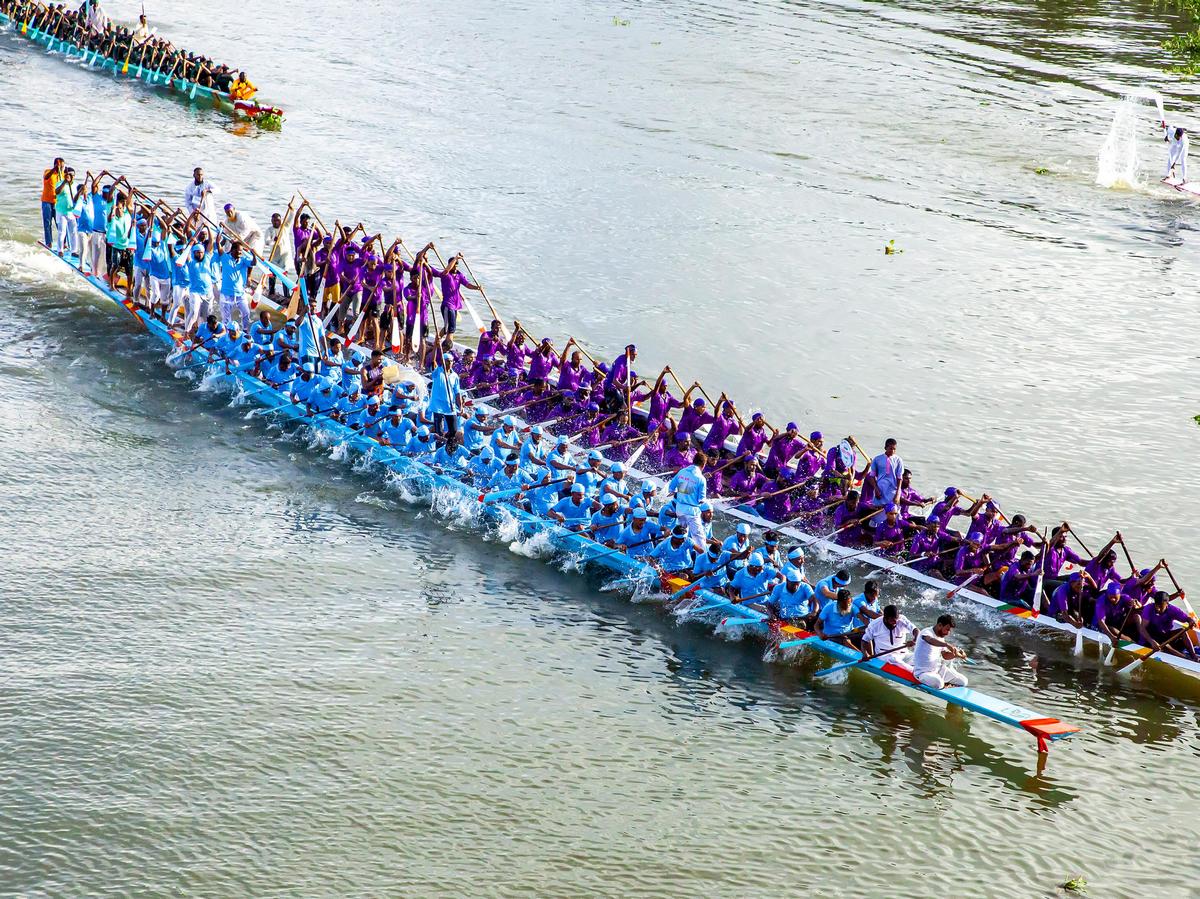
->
264;207;296;297
85;1;109;35
223;203;264;255
217;239;257;332
184;168;217;221
429;254;480;337
1161;121;1189;183
427;350;463;439
131;14;152;47
52;167;81;258
868;438;904;513
912;614;968;689
40;157;64;248
668;450;709;552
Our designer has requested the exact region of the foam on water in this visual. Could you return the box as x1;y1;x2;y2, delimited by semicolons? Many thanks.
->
1096;95;1143;189
509;528;554;559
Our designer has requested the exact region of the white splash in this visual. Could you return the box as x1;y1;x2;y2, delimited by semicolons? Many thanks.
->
1096;95;1141;189
510;529;554;559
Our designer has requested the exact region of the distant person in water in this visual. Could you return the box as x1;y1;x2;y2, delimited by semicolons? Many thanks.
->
1162;121;1189;183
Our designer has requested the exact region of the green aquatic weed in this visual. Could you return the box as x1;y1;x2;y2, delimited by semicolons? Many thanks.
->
612;16;630;26
1060;875;1087;894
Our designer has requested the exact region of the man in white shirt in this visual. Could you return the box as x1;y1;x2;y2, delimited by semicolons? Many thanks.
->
184;167;217;220
911;614;968;690
85;0;110;35
223;203;264;255
861;604;918;669
263;206;296;296
1162;121;1189;183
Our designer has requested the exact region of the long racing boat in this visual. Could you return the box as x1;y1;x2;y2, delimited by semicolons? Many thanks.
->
0;9;283;127
31;237;1081;754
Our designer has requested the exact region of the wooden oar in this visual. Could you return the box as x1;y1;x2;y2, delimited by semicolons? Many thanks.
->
686;587;774;617
458;254;509;340
568;413;619;444
582;533;659;561
946;571;982;600
1102;603;1140;666
815;642;912;679
1116;627;1190;677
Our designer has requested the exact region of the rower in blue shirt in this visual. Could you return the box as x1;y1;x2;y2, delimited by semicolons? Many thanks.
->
489;417;521;458
813;569;851;615
649;526;696;576
461;408;494;451
307;376;340;415
816;589;860;646
546;436;575;475
589;495;625;545
250;309;275;348
487;454;532;499
407;427;438;457
597;461;632;506
274;319;300;356
722;523;754;557
690;545;730;591
289;364;318;407
851;580;883;624
519;426;549;472
469;447;502;487
550;483;593;531
575;450;606;496
431;434;469;470
760;570;818;625
527;467;567;516
349;395;381;432
616;507;661;555
334;387;366;424
780;547;808;585
726;553;776;602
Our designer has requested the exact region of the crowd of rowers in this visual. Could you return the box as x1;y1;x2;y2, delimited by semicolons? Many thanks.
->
50;165;1194;668
180;297;1199;670
2;0;258;98
180;312;976;689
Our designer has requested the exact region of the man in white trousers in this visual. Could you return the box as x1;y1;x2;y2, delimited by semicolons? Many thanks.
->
911;614;969;690
668;450;710;553
1162;121;1189;183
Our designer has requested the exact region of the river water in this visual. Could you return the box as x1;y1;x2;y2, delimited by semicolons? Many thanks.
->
2;0;1199;896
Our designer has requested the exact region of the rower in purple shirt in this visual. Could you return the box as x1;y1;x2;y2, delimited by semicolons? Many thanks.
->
1047;572;1095;627
896;470;931;522
764;423;803;477
602;344;636;395
1138;591;1197;659
822;439;859;497
677;395;713;435
872;503;909;553
1083;542;1123;592
664;432;694;471
953;531;990;582
735;412;772;459
527;338;558;385
478;319;505;363
998;551;1039;609
556;343;586;392
429;253;480;336
831;490;867;544
634;370;682;428
729;456;770;499
702;399;742;457
505;329;530;380
907;521;945;573
928;487;978;537
1121;562;1164;604
1037;524;1084;594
